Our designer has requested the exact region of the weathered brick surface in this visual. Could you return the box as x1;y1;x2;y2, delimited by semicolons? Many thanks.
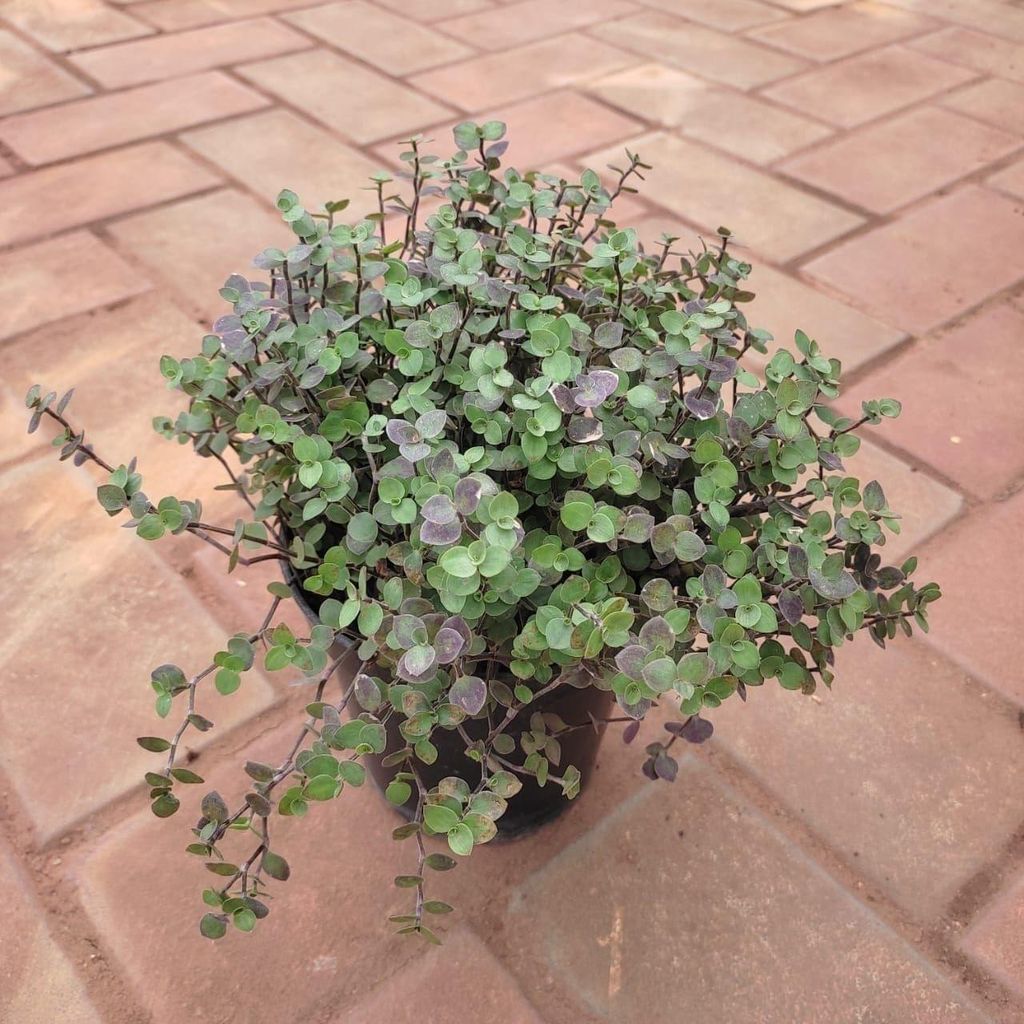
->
0;843;103;1024
780;106;1019;214
713;637;1024;920
918;489;1024;706
1;2;1022;1021
804;186;1024;334
0;71;268;165
0;141;220;247
764;45;976;127
0;460;277;841
0;28;90;117
585;132;863;262
589;9;809;89
70;16;310;87
0;231;149;342
507;762;989;1022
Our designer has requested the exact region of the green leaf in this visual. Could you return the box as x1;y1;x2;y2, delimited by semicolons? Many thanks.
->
447;822;474;856
423;804;460;833
261;851;290;881
137;736;171;752
200;913;227;940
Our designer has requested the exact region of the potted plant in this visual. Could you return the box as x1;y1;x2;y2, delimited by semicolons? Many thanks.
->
26;122;939;944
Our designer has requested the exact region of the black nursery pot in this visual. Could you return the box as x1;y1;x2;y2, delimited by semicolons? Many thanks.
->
288;576;614;838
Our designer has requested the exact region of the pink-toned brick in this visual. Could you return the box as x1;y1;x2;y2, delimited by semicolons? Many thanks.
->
590;9;808;89
962;874;1024;997
585;131;863;262
841;301;1024;498
0;29;90;117
410;34;636;110
0;293;225;500
237;48;453;146
69;17;310;88
132;0;335;31
0;71;268;166
636;0;786;30
0;844;102;1024
988;156;1024;200
780;106;1019;214
919;489;1024;706
338;927;545;1023
941;78;1024;135
0;459;277;840
0;141;220;248
911;26;1024;83
107;188;289;327
0;0;151;52
888;0;1024;44
764;45;976;128
183;109;385;219
75;718;433;1024
587;63;833;164
0;231;149;343
284;1;473;75
378;0;491;16
804;186;1024;335
440;0;635;51
714;636;1024;920
508;761;989;1021
749;0;936;61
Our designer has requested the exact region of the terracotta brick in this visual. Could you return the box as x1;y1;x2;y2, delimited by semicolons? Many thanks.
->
749;0;936;61
0;141;219;248
0;232;149;343
888;0;1024;44
338;927;545;1024
0;29;90;117
841;438;963;562
734;258;907;376
764;45;976;128
410;34;636;110
988;156;1024;200
183;109;386;219
70;17;310;88
440;0;636;51
714;637;1024;921
0;459;277;840
842;302;1024;499
635;0;787;31
585;132;863;262
586;63;832;164
0;844;102;1024
378;0;492;16
962;874;1024;997
0;0;151;52
0;71;268;166
75;719;432;1024
780;106;1020;214
589;10;808;89
941;78;1024;136
132;0;336;31
919;490;1024;706
804;186;1024;335
448;89;643;169
0;293;226;501
284;1;473;75
108;189;289;326
237;49;453;146
770;0;844;8
911;26;1024;84
508;761;989;1021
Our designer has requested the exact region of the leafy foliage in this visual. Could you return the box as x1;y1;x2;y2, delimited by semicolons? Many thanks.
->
27;122;939;945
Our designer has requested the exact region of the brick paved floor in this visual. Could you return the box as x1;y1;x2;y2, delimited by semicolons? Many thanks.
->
1;0;1023;1021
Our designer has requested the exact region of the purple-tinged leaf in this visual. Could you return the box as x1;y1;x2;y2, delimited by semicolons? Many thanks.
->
778;589;804;625
549;383;576;413
654;751;678;782
594;321;624;347
622;719;641;744
434;627;465;665
573;369;619;409
615;644;647;679
416;409;447;439
567;416;603;443
420;519;462;546
400;442;431;463
809;568;859;601
358;289;384;316
684;390;717;420
422;494;458;525
819;451;844;471
449;675;486;716
386;419;417;445
454;477;483;515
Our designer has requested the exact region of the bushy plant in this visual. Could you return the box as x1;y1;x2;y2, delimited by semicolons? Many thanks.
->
27;122;939;944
